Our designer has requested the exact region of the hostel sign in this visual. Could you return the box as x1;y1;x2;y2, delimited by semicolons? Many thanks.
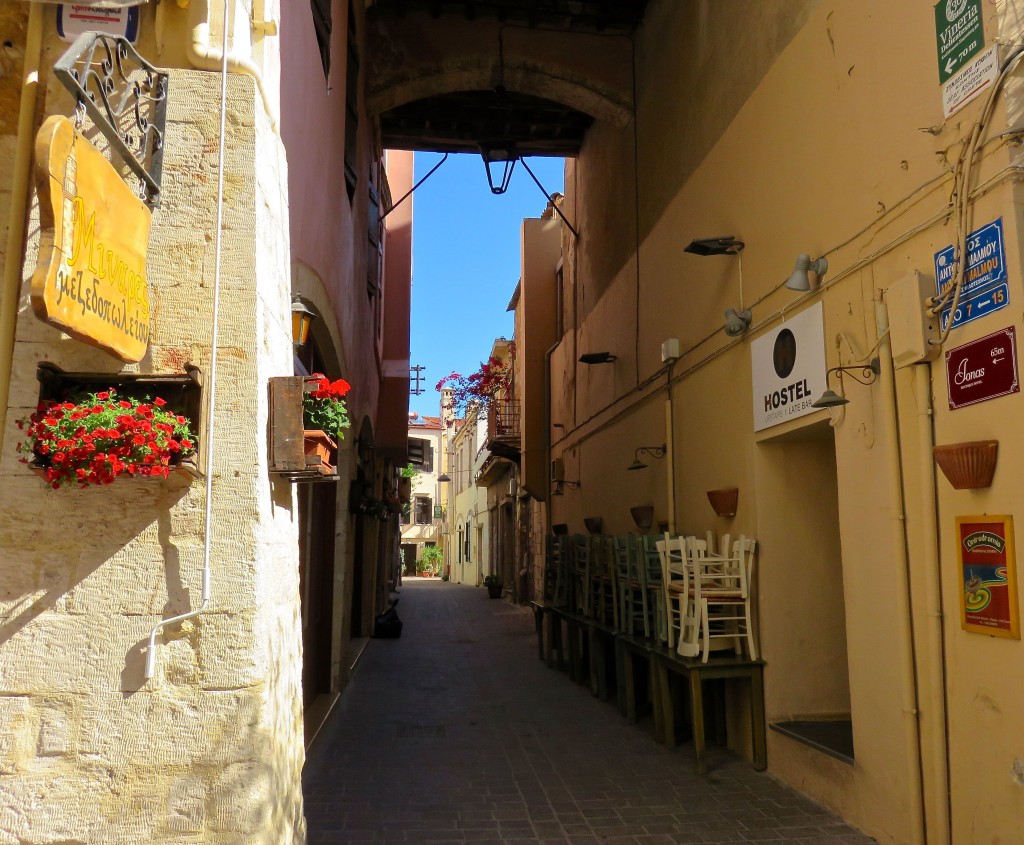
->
751;302;827;432
934;0;984;83
30;115;152;362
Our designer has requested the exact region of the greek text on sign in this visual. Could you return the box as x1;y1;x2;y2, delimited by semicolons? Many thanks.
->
942;44;998;118
56;5;140;43
934;217;1008;331
30;115;152;362
935;0;984;83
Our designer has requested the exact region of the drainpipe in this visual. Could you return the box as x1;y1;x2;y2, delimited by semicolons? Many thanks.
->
185;0;278;132
0;2;44;456
875;300;927;845
664;361;676;534
912;362;952;844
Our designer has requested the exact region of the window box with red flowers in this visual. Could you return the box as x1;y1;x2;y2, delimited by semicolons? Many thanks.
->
18;363;203;488
269;374;351;482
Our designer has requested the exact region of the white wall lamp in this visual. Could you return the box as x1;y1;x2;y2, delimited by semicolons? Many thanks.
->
627;444;667;471
785;253;829;291
724;308;752;337
810;358;881;408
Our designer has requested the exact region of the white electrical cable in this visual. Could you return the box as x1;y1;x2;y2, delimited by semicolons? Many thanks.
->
145;0;230;680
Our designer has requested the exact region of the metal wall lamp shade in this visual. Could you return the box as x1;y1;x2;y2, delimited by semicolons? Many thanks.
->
291;295;316;348
436;473;451;482
811;358;881;408
628;443;667;470
480;142;517;194
579;352;616;364
684;236;745;256
724;308;752;337
785;254;829;291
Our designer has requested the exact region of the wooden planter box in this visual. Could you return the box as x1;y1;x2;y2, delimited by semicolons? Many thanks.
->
29;362;203;484
269;376;339;481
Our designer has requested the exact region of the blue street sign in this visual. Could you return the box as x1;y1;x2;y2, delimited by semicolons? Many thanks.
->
935;218;1009;331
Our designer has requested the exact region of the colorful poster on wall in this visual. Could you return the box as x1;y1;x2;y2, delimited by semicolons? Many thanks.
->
956;515;1020;638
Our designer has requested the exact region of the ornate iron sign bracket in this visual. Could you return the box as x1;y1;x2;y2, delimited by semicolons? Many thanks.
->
53;32;169;208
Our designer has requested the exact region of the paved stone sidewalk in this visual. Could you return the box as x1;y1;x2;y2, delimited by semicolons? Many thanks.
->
302;580;876;845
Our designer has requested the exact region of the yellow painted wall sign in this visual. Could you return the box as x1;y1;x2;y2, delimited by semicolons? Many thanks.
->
31;115;152;362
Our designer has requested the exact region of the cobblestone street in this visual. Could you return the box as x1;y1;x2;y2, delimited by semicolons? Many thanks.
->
303;580;877;844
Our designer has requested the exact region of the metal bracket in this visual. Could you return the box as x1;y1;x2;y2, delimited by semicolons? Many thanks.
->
53;32;170;208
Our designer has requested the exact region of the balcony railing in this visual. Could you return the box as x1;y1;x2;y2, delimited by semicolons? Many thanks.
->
487;399;520;443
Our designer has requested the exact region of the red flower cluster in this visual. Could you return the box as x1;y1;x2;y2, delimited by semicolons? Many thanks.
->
310;375;351;400
303;373;352;438
435;345;515;421
16;388;195;489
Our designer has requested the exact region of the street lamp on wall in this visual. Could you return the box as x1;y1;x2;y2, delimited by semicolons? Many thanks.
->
479;142;517;195
627;444;667;471
810;358;881;408
291;295;316;349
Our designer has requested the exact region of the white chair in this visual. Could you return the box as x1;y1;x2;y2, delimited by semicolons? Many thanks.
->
693;534;757;663
656;534;690;650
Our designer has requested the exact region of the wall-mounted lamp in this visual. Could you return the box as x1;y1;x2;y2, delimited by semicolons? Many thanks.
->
291;295;316;348
627;444;667;471
810;358;881;408
684;236;745;256
579;352;617;365
724;308;752;337
685;235;751;336
436;473;451;483
479;142;517;195
551;479;580;496
785;253;829;292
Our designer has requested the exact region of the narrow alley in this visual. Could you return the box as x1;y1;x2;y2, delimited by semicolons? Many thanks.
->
302;582;877;845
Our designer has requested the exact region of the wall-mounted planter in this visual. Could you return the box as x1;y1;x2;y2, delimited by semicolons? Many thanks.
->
933;440;998;490
707;487;739;518
630;505;654;532
26;363;203;487
269;376;339;481
583;516;603;535
551;523;569;536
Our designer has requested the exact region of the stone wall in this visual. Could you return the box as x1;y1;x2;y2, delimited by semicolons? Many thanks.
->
0;70;305;844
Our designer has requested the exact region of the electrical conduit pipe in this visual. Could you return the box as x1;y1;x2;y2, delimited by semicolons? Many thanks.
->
186;0;278;132
0;2;44;456
875;300;927;845
146;0;233;680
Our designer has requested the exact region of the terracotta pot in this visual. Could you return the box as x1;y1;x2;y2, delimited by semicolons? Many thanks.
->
303;429;337;474
933;440;998;489
630;505;654;531
706;487;739;518
583;516;602;535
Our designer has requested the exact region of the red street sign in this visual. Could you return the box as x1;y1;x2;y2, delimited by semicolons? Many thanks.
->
946;326;1019;410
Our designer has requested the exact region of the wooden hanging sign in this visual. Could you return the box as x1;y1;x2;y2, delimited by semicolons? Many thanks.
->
30;115;152;362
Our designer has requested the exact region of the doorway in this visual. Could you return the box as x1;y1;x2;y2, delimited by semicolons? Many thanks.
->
756;420;854;761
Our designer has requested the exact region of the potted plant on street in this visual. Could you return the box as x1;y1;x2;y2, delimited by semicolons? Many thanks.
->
16;388;195;488
417;545;443;577
483;573;503;599
302;374;351;470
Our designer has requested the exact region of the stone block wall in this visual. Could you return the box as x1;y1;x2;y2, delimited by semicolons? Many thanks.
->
0;69;305;844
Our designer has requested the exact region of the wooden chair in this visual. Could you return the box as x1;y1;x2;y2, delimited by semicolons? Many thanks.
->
589;535;618;627
613;535;646;636
656;534;690;651
692;534;757;663
639;534;667;643
571;535;591;618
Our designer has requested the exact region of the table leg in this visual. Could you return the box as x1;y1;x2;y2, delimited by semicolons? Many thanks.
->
750;666;767;771
623;648;638;723
688;668;707;774
652;659;675;746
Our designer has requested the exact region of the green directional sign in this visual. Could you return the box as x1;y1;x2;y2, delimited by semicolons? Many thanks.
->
935;0;984;83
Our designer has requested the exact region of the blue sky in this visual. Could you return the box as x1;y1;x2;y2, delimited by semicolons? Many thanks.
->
408;152;564;420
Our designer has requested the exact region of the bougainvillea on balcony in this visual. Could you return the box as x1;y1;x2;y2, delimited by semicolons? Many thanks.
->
435;343;514;420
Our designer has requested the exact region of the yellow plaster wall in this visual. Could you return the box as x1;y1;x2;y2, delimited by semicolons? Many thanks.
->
553;0;1024;841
